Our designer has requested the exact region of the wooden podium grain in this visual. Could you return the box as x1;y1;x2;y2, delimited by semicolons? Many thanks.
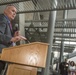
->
1;42;48;75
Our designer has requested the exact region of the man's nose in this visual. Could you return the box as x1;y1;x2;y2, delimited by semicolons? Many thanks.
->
13;13;16;16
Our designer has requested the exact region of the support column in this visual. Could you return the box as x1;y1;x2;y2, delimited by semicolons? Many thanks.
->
41;0;57;75
59;42;64;62
59;10;68;63
19;3;25;44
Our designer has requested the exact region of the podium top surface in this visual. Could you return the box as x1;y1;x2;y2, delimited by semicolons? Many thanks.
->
2;42;48;49
1;42;48;68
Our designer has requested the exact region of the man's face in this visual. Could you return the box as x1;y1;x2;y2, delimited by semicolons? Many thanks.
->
5;6;17;20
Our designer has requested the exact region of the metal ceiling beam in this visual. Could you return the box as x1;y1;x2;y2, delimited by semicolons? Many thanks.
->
0;0;31;5
0;0;76;14
25;20;48;22
52;49;72;53
56;18;76;22
53;44;75;48
54;32;76;34
17;7;76;13
54;36;76;38
53;43;76;46
52;48;73;53
55;27;76;28
54;39;76;42
25;18;76;22
52;46;74;50
25;25;76;29
52;45;75;48
68;52;76;58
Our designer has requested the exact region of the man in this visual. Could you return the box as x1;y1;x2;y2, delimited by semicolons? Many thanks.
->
59;59;69;75
0;5;26;74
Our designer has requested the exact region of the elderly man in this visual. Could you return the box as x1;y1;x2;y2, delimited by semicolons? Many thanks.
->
0;5;26;74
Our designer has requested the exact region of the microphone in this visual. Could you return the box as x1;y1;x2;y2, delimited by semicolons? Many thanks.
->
12;24;19;36
14;24;19;31
26;39;30;43
13;24;19;34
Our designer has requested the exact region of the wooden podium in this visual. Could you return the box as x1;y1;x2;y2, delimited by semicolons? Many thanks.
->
1;42;48;75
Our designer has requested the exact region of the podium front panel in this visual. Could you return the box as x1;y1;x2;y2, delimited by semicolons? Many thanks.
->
6;64;37;75
1;42;48;68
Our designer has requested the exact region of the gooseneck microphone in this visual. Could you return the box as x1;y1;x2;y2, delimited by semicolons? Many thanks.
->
26;39;30;43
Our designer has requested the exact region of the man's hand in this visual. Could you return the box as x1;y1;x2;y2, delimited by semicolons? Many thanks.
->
10;35;27;42
14;31;20;37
